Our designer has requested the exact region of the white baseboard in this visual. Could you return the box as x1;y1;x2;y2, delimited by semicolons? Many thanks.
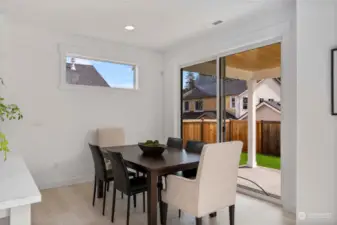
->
38;174;93;190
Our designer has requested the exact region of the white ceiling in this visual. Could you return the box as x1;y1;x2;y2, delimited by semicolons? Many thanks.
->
2;0;282;50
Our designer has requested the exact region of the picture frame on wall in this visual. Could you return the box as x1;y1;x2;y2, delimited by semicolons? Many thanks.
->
331;48;337;115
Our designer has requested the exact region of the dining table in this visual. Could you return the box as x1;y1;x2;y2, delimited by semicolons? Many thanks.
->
99;144;201;225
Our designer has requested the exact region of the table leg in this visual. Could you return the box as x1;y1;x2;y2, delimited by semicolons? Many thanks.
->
97;180;104;198
147;171;158;225
10;205;31;225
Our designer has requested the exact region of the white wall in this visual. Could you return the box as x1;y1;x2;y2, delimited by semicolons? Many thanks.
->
163;2;297;214
1;18;164;189
238;78;281;117
296;0;337;224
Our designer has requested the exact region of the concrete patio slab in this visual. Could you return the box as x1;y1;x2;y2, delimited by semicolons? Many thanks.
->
237;166;281;197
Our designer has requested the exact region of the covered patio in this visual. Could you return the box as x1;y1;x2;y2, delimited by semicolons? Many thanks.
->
183;43;281;199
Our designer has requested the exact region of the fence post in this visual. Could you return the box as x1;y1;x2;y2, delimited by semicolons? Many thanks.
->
260;120;264;155
229;120;232;141
200;118;204;142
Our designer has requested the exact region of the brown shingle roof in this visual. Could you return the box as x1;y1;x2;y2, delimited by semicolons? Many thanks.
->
182;110;237;120
66;63;109;87
183;79;247;100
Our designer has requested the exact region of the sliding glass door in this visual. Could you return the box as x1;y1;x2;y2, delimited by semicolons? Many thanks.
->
180;58;227;146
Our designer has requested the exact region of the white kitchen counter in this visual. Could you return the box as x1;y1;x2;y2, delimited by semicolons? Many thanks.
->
0;152;41;225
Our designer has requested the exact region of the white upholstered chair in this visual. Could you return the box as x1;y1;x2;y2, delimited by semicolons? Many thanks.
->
97;127;126;169
97;127;126;148
96;127;136;198
161;141;243;225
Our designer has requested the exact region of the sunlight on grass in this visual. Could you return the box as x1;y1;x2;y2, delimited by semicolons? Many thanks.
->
240;152;280;170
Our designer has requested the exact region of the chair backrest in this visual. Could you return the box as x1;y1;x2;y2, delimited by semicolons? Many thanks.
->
89;144;107;180
107;152;130;194
166;137;183;149
97;127;125;148
185;140;204;154
195;141;243;215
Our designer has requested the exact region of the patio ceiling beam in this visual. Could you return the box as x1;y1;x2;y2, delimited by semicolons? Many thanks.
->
184;61;280;80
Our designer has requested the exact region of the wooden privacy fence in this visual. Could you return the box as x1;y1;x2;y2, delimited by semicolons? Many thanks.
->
182;119;281;156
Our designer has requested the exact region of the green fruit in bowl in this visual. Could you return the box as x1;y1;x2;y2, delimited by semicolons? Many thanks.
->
143;140;160;147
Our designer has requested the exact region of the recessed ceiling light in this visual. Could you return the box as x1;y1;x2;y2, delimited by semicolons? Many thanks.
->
125;25;135;31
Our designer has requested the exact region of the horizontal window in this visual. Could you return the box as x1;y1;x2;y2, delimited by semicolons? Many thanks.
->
65;56;136;89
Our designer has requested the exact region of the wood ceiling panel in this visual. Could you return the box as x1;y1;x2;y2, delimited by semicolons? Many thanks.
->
226;43;281;71
183;43;281;74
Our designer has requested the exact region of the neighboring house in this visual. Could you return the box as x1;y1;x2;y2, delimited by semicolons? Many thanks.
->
239;100;281;121
66;63;110;87
183;77;281;119
182;110;237;120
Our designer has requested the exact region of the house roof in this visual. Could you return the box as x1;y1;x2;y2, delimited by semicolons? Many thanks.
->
184;76;281;100
66;63;110;87
183;79;247;100
264;100;281;111
182;110;237;120
239;100;281;120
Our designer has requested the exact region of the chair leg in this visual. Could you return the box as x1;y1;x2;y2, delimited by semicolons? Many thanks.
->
133;194;137;208
158;177;163;201
158;178;163;224
195;217;202;225
178;209;181;218
126;196;131;225
92;176;97;206
161;201;168;225
229;205;235;225
209;212;217;217
111;188;117;222
142;191;146;213
102;182;107;216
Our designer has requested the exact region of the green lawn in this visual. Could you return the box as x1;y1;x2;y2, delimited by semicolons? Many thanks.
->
240;152;280;170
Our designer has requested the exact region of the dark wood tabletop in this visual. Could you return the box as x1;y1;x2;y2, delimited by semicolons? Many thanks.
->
101;144;200;225
103;145;200;174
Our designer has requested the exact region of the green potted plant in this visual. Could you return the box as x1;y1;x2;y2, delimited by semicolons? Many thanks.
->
0;78;23;160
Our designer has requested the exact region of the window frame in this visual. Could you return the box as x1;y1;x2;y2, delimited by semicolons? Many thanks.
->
194;100;204;112
184;101;190;112
58;45;139;92
243;97;248;110
231;96;236;108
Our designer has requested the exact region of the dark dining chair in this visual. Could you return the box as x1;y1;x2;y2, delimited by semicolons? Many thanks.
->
166;137;183;149
108;152;147;225
89;144;135;216
182;140;205;178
